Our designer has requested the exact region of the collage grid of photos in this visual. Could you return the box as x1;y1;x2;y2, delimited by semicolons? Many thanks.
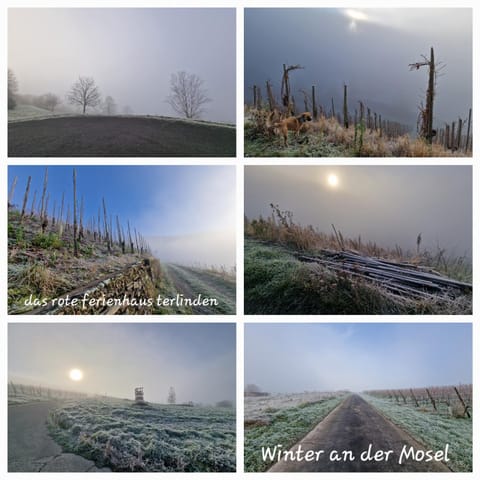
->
4;2;475;477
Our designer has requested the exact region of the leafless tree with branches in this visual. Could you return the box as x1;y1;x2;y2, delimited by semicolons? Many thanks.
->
67;76;101;114
166;71;211;119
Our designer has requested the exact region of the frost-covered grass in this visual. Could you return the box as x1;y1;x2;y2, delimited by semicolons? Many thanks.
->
164;264;236;314
48;397;235;472
364;394;472;472
8;104;68;122
244;392;347;472
8;382;88;405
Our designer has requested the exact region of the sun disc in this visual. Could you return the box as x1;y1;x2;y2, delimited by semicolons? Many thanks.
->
327;174;339;188
345;9;368;21
69;368;83;381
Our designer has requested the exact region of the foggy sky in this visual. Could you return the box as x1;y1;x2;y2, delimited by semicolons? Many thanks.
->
245;166;472;258
245;8;472;129
245;324;472;393
9;8;236;123
9;324;236;405
9;166;236;269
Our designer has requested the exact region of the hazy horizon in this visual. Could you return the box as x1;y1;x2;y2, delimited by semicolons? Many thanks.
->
9;8;236;123
9;323;236;405
245;323;472;393
245;166;472;259
245;8;472;130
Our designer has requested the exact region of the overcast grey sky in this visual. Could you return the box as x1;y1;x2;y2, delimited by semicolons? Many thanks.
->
245;323;472;393
245;166;472;258
9;8;236;123
9;323;236;405
245;8;472;130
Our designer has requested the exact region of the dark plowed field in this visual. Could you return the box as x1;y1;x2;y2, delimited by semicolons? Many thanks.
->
8;116;236;157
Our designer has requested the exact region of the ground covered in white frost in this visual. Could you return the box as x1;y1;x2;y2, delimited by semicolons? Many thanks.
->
244;391;347;472
364;394;472;472
48;397;236;472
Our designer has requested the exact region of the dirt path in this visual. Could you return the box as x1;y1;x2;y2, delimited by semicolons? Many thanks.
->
269;394;451;472
8;401;110;472
165;264;235;314
8;116;235;157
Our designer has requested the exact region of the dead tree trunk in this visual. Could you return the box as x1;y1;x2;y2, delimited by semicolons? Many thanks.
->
281;64;303;115
409;47;435;143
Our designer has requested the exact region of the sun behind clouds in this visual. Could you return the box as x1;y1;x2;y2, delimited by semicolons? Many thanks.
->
327;173;339;188
69;368;83;381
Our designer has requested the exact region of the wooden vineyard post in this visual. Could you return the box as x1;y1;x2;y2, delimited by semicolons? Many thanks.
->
8;176;18;207
410;389;419;408
52;200;56;226
21;176;31;219
79;196;85;240
127;220;134;253
40;168;48;231
343;84;349;128
253;85;257;109
73;169;78;257
266;81;276;111
453;386;470;418
59;192;65;235
102;197;111;253
425;388;437;411
456;118;463;150
312;85;317;120
450;121;456;150
30;190;37;217
116;215;125;253
465;108;472;152
331;97;335;118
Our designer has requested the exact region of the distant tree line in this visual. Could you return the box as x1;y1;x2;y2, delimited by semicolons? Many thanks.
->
8;68;211;119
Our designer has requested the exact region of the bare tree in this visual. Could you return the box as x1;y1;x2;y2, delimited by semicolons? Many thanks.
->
166;71;211;119
8;69;18;110
167;386;176;404
43;93;61;112
122;105;133;115
103;95;117;115
67;76;101;114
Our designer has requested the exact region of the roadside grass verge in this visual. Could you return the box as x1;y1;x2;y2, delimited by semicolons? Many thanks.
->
167;265;236;314
244;395;347;472
364;395;472;472
48;398;236;472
